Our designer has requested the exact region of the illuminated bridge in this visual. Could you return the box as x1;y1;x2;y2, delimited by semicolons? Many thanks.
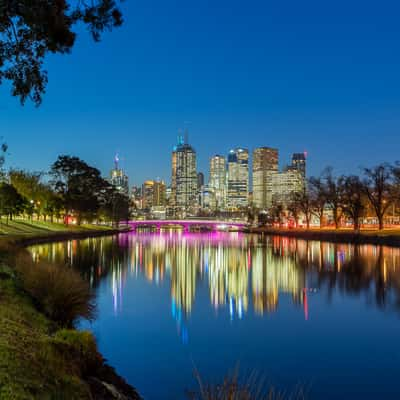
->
128;219;248;232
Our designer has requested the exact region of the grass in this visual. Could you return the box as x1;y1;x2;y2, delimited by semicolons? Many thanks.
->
0;265;91;399
0;219;115;236
0;239;140;400
188;370;307;400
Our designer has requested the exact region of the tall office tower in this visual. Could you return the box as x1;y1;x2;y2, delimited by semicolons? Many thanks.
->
227;148;249;209
110;154;129;195
171;133;198;209
209;154;227;209
291;153;307;179
142;179;167;209
252;147;279;209
197;172;204;190
153;179;166;206
142;180;155;209
171;148;178;207
271;169;304;207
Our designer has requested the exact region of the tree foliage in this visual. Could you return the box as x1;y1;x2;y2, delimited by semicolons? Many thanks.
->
0;0;123;105
0;182;25;222
50;155;109;224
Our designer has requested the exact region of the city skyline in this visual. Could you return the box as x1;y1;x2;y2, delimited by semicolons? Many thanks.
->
2;0;400;185
4;132;400;187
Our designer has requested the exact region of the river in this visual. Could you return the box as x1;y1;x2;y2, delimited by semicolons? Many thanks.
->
29;231;400;399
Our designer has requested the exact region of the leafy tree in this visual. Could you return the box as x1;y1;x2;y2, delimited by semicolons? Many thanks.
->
50;155;108;225
101;187;130;227
9;169;44;215
39;185;63;222
340;175;366;231
363;163;396;230
0;0;123;105
0;183;25;223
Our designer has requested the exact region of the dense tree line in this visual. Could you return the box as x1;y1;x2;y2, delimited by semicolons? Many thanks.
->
265;163;400;231
0;153;130;226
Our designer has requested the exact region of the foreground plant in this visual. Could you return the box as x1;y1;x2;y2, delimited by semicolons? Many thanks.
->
15;251;96;327
188;370;307;400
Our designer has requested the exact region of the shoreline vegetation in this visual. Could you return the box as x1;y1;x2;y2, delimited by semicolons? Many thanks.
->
0;220;141;400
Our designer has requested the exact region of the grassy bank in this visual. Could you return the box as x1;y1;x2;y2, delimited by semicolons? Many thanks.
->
250;227;400;247
0;219;129;246
0;221;140;400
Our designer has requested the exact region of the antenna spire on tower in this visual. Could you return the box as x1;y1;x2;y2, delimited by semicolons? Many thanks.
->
114;153;120;169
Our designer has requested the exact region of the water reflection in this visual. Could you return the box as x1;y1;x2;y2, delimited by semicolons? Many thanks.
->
29;232;400;322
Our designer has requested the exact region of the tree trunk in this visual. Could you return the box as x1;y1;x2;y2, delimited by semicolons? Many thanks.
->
353;217;360;232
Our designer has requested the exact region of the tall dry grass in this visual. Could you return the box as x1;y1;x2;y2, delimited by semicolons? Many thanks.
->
188;370;308;400
15;251;96;328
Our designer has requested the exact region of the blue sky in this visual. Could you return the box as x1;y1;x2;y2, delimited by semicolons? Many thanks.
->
1;0;400;185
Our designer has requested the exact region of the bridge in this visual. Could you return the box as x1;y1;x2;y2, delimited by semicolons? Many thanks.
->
128;219;248;232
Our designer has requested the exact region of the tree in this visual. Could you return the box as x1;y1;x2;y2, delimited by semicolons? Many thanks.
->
0;0;123;105
100;187;130;227
50;155;109;225
324;168;344;229
287;194;301;228
269;203;285;227
309;176;327;228
340;175;366;231
0;183;25;223
363;163;396;230
9;169;44;218
292;189;313;229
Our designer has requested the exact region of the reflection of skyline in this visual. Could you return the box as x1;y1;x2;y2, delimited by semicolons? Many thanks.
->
29;233;400;322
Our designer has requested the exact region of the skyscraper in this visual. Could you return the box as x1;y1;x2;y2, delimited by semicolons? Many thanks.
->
290;153;307;179
252;147;279;209
141;179;167;209
271;169;304;207
197;172;204;190
142;180;155;209
209;154;226;210
227;148;249;209
110;154;129;195
153;179;166;206
171;133;198;211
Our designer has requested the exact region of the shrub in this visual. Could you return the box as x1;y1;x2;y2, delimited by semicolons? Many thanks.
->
15;252;96;327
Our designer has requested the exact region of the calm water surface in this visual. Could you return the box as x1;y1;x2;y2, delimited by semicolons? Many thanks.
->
29;232;400;399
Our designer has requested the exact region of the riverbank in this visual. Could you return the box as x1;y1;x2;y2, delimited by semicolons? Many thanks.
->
0;221;141;400
249;227;400;247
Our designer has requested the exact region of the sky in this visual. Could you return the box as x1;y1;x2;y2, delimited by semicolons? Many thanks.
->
1;0;400;186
